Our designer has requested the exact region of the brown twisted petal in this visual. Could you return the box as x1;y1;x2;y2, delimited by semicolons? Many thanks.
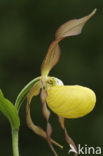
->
26;81;63;150
58;116;77;156
41;9;96;77
40;88;58;156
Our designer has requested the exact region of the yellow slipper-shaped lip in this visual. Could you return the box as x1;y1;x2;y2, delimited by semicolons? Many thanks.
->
46;85;96;118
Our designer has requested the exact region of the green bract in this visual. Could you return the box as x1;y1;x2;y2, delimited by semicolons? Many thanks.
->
15;76;41;112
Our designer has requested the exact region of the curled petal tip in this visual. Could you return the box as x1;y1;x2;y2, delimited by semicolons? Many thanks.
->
56;8;97;39
91;8;97;15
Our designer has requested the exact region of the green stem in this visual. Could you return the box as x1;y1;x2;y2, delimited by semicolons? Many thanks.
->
12;128;19;156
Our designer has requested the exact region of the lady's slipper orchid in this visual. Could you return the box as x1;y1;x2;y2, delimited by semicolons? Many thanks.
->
26;9;96;156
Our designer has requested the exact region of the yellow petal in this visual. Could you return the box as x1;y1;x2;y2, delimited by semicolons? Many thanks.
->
46;85;96;118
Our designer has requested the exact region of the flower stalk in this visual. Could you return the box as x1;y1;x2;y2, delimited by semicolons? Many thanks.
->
12;128;19;156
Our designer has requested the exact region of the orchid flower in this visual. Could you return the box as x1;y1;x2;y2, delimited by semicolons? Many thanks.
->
26;9;96;156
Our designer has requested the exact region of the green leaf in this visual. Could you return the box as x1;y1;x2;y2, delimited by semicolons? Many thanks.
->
0;90;20;130
15;76;41;112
